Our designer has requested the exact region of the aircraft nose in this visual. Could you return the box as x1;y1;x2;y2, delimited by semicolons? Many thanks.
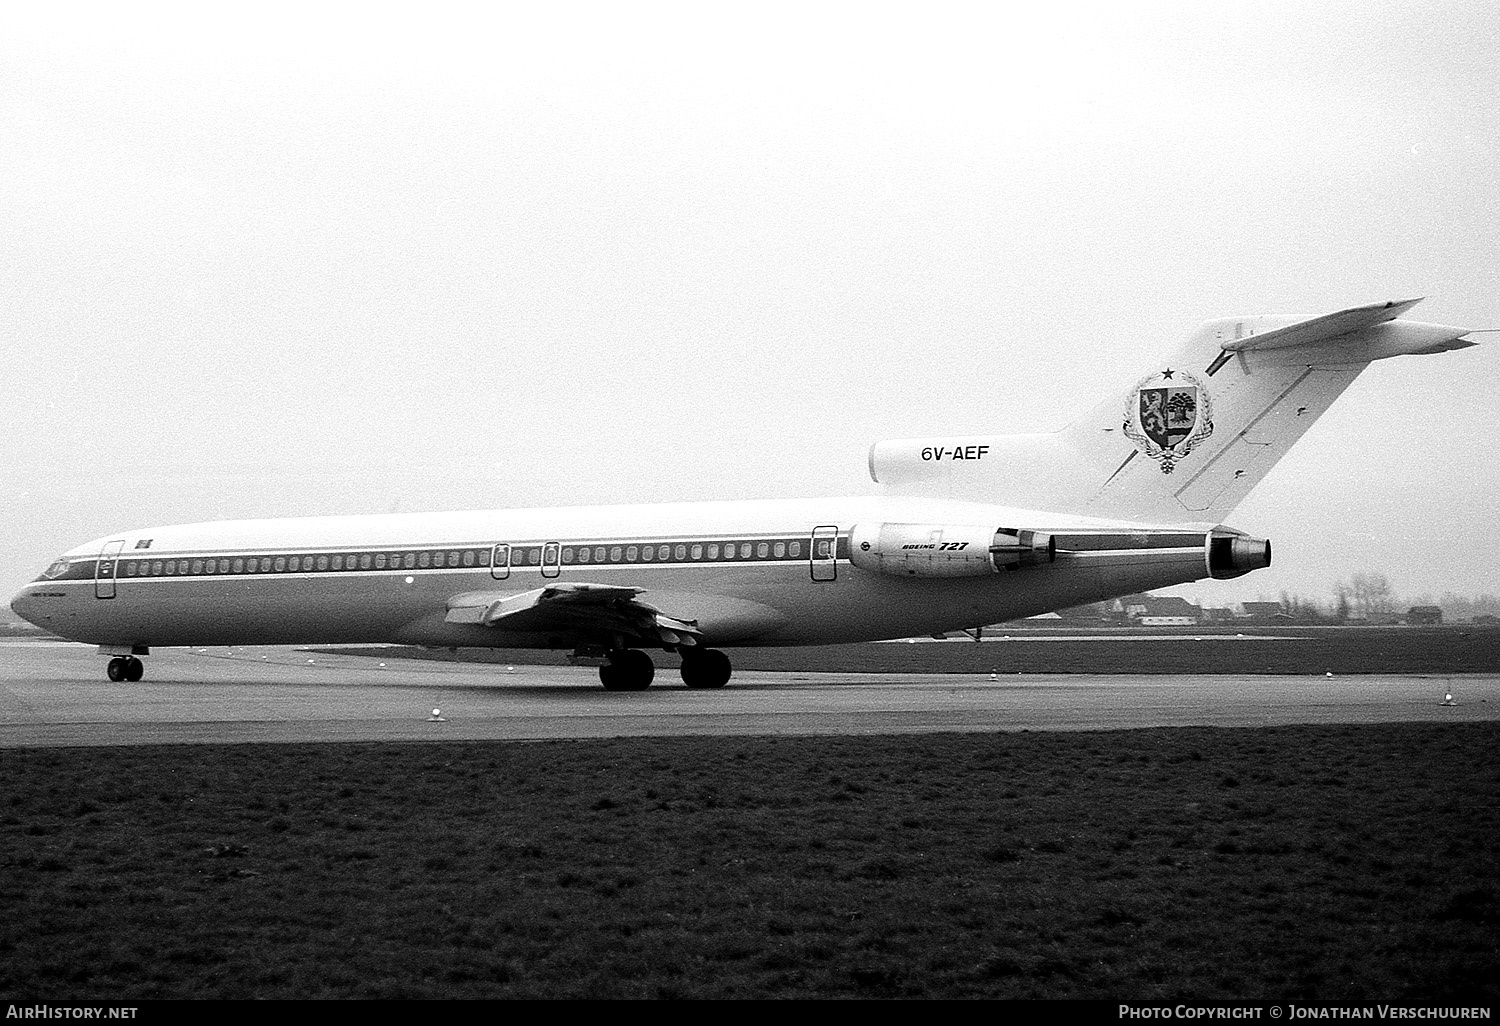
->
10;588;41;628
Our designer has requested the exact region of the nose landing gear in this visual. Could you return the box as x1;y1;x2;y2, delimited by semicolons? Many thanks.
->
106;656;144;682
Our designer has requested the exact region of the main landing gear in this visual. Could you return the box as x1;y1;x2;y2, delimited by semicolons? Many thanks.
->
599;649;655;692
679;648;732;689
106;656;144;682
596;648;734;691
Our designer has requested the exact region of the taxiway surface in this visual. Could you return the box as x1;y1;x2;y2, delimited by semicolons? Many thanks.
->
0;640;1494;748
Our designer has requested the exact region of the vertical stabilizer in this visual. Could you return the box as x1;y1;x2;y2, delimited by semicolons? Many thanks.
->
869;300;1476;523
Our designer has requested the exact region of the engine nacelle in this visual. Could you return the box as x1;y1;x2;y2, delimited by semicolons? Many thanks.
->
848;523;1055;578
1208;530;1272;580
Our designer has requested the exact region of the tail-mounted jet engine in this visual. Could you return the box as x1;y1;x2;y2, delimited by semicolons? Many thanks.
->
1207;529;1272;580
848;523;1055;577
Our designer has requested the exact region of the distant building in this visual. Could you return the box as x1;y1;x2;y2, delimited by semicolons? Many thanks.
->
1239;601;1285;622
1054;602;1112;623
1117;594;1202;623
1405;605;1443;625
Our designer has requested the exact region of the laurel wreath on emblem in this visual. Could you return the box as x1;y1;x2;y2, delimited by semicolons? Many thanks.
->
1121;370;1214;475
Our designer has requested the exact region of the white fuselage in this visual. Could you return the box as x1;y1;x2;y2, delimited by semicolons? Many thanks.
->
11;494;1224;651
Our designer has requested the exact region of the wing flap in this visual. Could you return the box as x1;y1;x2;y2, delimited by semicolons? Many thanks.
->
445;583;702;646
1220;298;1424;353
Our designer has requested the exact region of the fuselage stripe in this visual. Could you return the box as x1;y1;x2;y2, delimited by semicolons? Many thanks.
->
41;534;850;584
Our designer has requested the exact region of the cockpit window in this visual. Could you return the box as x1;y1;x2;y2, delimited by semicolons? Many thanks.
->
34;557;95;582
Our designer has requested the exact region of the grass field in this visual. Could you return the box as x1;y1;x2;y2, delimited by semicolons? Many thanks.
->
2;722;1496;1000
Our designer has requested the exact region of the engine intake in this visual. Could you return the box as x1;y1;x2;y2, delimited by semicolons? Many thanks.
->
849;523;1055;578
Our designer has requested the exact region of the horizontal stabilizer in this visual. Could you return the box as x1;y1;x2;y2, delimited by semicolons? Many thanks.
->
1410;336;1479;355
1221;298;1424;352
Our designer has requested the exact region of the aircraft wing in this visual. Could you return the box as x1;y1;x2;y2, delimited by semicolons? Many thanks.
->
444;582;703;647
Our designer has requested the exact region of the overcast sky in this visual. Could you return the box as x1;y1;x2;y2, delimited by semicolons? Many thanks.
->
3;0;1497;612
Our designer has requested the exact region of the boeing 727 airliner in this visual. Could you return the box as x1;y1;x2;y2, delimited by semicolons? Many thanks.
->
11;299;1479;689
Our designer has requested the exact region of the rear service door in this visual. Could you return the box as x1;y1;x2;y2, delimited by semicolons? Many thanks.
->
95;540;125;599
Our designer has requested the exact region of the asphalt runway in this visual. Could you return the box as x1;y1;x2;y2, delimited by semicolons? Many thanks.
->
0;639;1495;748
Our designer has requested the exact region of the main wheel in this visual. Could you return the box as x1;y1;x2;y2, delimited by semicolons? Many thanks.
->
599;662;626;691
123;656;144;682
106;657;126;682
599;649;655;691
680;648;732;689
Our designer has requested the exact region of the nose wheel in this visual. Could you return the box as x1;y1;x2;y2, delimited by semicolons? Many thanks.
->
106;656;144;682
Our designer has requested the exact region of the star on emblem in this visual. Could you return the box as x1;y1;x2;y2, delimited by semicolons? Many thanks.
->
1161;368;1175;379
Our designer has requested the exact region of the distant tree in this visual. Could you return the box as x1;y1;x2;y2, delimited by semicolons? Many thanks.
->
1332;581;1353;622
1336;572;1397;619
1278;591;1325;622
1439;591;1471;622
1436;591;1500;623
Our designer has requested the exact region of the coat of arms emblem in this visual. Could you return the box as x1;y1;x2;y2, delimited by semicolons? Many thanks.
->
1122;369;1214;474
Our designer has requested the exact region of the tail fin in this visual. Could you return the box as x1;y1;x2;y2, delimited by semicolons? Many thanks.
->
869;299;1477;523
